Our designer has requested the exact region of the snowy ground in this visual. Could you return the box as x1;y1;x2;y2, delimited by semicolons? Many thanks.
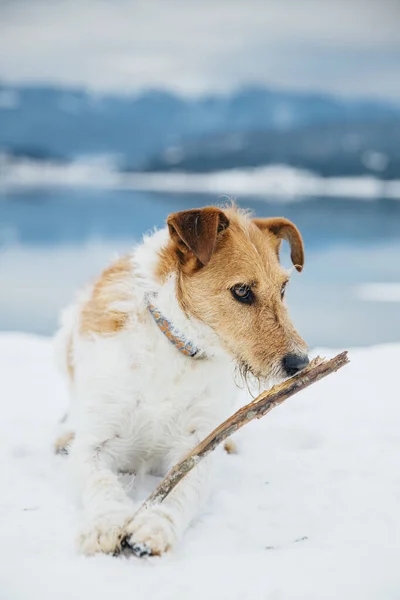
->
1;333;399;600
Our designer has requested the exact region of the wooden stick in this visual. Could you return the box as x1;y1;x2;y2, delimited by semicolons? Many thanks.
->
136;351;349;514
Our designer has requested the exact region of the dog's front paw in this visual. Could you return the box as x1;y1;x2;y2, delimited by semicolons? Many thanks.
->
124;508;176;557
77;510;133;556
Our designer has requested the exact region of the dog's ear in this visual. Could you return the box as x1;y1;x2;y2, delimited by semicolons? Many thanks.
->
167;207;230;267
253;217;304;272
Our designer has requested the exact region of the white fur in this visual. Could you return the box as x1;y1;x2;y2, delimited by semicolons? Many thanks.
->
56;227;238;556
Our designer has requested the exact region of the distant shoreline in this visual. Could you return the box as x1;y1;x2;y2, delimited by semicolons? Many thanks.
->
1;155;400;201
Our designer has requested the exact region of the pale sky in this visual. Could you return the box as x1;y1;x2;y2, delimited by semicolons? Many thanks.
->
1;0;400;100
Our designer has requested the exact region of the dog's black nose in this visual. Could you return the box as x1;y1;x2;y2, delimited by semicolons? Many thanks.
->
282;353;310;376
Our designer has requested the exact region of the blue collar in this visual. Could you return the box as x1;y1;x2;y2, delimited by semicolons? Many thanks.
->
145;293;205;359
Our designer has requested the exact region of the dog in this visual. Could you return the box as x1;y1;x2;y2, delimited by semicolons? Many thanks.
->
54;205;309;557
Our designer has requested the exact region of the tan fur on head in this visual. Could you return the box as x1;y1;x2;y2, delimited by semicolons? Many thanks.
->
161;205;307;381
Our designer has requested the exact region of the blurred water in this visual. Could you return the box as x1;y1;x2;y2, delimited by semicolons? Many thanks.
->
1;187;400;348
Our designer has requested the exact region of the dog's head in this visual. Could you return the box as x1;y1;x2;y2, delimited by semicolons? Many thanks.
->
160;205;308;381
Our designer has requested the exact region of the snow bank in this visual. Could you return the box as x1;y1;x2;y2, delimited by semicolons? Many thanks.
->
1;155;400;200
124;166;400;200
1;334;399;600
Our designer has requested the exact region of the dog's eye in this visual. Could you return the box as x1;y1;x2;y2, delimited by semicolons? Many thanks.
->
281;281;288;300
231;284;255;305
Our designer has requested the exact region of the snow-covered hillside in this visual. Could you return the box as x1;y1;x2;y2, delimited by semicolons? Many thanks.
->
0;334;399;600
2;155;400;200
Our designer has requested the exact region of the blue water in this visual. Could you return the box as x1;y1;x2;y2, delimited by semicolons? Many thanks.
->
1;186;400;347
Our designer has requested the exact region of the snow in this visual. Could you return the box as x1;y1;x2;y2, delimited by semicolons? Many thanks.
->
1;333;400;599
1;155;400;200
126;166;400;200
